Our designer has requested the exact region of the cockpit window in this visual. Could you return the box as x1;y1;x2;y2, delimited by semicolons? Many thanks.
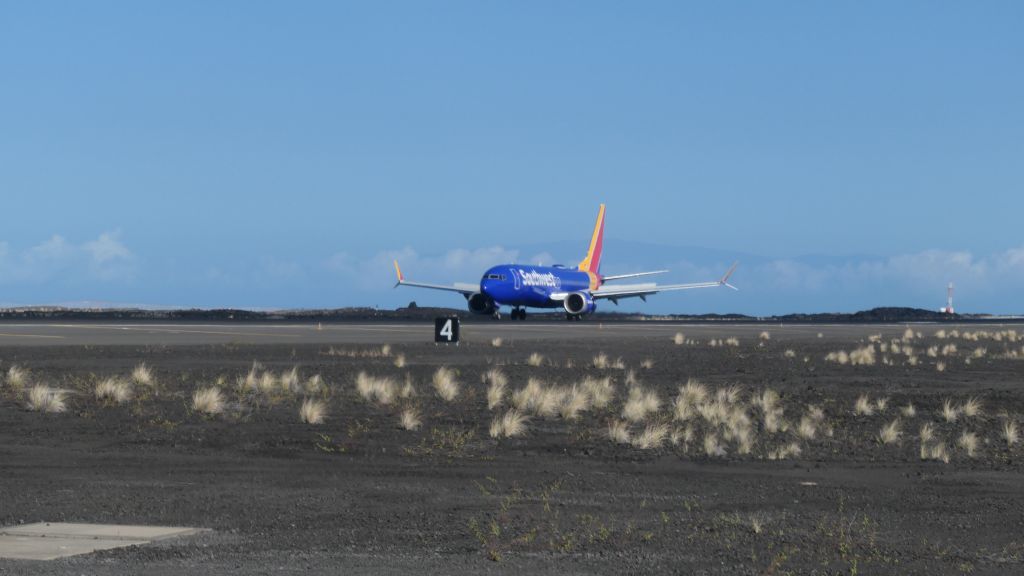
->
487;274;501;280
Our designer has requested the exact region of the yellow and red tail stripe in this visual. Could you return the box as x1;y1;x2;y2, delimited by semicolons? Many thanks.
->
578;203;606;283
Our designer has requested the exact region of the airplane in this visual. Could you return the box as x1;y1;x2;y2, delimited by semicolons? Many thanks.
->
393;204;737;320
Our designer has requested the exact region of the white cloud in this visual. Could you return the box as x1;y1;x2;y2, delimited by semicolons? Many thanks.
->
84;232;132;264
325;246;522;291
0;231;135;284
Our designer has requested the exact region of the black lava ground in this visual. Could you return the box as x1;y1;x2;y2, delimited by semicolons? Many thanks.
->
1;326;1023;574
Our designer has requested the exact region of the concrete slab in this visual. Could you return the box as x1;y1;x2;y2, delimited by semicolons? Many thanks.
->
0;523;207;560
0;535;144;561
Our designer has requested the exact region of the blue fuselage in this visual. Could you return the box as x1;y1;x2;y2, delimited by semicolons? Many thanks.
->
479;265;592;309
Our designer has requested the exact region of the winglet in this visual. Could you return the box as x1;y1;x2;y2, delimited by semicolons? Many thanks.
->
393;260;404;288
719;262;739;291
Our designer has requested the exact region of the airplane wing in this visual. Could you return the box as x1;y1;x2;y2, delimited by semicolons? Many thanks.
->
392;261;477;295
591;263;738;303
601;270;668;282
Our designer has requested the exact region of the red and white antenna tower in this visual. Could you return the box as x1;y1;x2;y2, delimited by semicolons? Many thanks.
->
941;282;954;314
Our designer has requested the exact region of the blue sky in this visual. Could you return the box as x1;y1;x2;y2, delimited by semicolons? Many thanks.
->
1;2;1022;314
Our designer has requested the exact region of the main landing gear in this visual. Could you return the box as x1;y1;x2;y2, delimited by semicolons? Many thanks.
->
565;313;582;321
510;308;527;321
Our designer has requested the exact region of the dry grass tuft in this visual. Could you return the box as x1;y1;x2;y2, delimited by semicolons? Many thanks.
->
622;385;660;423
511;378;545;412
534;386;567;418
670;425;695;447
94;378;132;404
929;443;951;463
490;409;529;439
624;369;640;387
902;327;915;340
1002;420;1019;447
400;375;416;399
935;361;946;372
972;347;987;359
784;349;796;358
901;403;917;418
879;419;902;445
559;385;591;420
526;353;545;367
26;385;67;413
356;372;397;405
703;432;726;457
280;366;300;393
716;385;742;406
393;354;407;368
632;422;669;449
796;415;817;440
484;369;507;410
673;379;709;422
491;337;503;348
581;376;615;409
592;353;610;369
920;422;935;443
935;329;947;339
257;371;278;396
768;442;802;460
399;407;421;431
607;419;632;444
432;367;460;402
753;388;785;433
941;399;959;423
941;343;958;356
299;398;327;424
961;397;983;418
854;394;874;416
673;332;685;345
131;363;155;387
825;350;850;365
380;344;392;357
759;331;771;341
237;362;260;393
957;430;979;457
640;358;654;369
875;397;889;412
6;365;28;395
192;387;225;416
304;374;326;396
849;345;877;366
725;337;740;347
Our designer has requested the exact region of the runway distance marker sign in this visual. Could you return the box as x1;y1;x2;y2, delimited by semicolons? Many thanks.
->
435;317;460;344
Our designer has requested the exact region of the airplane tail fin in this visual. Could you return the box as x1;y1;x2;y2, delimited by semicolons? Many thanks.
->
577;204;606;274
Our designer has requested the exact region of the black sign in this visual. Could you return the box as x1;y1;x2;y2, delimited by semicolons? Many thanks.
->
434;317;460;344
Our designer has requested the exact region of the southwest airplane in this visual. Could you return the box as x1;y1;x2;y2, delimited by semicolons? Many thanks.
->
393;204;737;320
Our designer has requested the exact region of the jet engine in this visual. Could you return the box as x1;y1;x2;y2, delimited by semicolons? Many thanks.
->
563;292;596;316
467;293;497;315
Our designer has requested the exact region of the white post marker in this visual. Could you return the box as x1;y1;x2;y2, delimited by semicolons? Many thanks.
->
434;316;460;345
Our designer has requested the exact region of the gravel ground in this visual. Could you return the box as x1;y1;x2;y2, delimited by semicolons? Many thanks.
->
1;325;1023;574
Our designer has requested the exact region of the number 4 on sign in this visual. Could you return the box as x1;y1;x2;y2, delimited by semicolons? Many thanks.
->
434;317;460;345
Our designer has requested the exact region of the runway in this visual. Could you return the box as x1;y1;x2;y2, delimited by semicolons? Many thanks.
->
0;320;1012;346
